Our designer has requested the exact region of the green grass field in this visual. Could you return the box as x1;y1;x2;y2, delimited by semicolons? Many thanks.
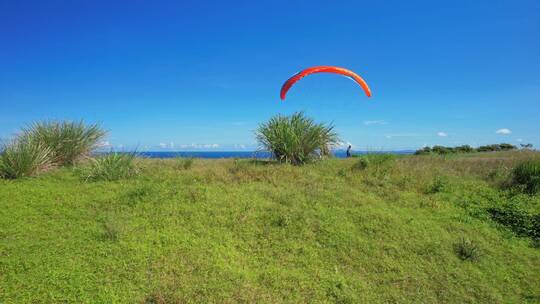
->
1;151;540;303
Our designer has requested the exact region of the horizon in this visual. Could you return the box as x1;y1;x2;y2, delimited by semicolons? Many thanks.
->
1;1;539;151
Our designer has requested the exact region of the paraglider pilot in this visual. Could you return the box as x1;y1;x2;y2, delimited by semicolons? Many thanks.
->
346;145;352;158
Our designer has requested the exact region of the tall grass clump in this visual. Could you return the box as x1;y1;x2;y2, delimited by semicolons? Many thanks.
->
256;112;339;165
512;160;540;194
82;152;138;181
352;154;396;173
455;238;481;261
23;120;106;166
174;157;194;170
0;136;53;179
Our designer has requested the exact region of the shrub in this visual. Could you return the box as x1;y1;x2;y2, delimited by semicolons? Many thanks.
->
432;145;454;155
455;238;481;261
256;112;339;165
426;176;448;194
414;146;431;155
0;136;53;179
82;152;138;181
477;144;516;152
353;157;369;170
488;203;539;240
512;160;540;194
23;120;106;166
455;145;474;153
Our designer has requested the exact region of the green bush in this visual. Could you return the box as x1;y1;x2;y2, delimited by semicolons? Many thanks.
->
0;136;53;179
477;143;516;152
488;203;539;241
455;145;474;153
414;146;431;155
512;160;540;194
432;145;454;155
415;143;515;155
256;112;339;165
23;120;106;166
426;176;448;194
352;157;369;170
82;153;138;181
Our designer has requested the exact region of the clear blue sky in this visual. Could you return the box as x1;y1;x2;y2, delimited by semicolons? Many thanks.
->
1;1;539;151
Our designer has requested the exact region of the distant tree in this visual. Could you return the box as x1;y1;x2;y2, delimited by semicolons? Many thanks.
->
414;146;431;155
520;143;533;150
499;143;517;151
478;144;500;152
432;145;453;155
416;143;518;156
455;145;474;153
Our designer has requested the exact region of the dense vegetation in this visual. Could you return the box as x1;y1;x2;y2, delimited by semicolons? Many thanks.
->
1;151;540;303
415;143;520;155
0;120;105;178
256;112;339;165
2;119;539;302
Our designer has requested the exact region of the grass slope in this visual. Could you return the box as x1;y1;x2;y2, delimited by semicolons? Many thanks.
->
1;152;540;303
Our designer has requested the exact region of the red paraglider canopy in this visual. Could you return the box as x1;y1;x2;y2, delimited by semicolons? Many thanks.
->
280;66;372;100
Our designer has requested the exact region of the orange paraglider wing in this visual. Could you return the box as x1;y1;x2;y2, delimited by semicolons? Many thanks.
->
280;66;372;100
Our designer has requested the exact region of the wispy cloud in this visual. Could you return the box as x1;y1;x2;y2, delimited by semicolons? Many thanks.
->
496;128;511;135
363;120;388;126
437;132;448;137
158;142;175;149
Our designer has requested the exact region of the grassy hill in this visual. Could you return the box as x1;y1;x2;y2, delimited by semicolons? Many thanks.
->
1;151;539;303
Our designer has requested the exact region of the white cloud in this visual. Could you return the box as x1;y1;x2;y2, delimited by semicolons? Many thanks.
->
159;143;167;148
517;138;523;142
437;132;448;137
363;120;388;126
496;128;511;135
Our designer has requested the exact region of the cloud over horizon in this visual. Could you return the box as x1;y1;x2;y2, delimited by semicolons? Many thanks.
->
496;128;512;135
437;132;448;137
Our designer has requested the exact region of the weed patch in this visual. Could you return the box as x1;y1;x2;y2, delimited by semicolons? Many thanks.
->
455;238;481;261
82;153;138;181
512;160;540;194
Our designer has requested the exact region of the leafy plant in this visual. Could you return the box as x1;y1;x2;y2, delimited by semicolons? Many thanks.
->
82;152;138;182
512;160;540;194
256;112;339;165
488;203;540;241
23;120;106;166
426;176;448;194
0;136;53;179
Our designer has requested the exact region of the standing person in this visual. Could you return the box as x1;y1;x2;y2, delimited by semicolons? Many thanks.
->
346;145;352;158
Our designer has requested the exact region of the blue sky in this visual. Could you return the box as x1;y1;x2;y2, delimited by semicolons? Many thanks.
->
1;0;539;151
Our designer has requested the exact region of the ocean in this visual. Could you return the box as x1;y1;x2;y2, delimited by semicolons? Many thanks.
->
135;150;415;159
